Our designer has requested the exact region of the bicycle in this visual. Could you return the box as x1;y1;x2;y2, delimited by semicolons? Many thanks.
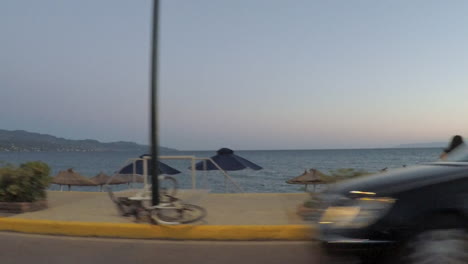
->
106;175;206;225
144;193;207;225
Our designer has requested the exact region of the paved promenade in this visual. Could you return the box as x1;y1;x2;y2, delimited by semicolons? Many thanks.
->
0;190;314;240
7;191;310;225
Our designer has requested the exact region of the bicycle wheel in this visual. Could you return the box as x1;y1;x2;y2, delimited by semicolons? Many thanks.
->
151;203;207;225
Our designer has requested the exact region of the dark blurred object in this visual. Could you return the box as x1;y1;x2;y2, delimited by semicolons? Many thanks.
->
316;150;468;263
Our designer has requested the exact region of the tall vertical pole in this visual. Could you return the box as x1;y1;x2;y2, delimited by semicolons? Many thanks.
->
150;0;160;206
191;158;196;189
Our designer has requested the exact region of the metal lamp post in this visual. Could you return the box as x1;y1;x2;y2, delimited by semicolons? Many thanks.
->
150;0;160;206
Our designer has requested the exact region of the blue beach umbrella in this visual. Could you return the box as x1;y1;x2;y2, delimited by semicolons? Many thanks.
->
193;148;262;171
117;154;181;175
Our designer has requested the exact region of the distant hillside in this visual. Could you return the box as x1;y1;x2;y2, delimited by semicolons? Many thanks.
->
396;142;446;148
0;129;177;152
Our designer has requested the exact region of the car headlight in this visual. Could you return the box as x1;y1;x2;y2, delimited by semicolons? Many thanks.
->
319;196;395;229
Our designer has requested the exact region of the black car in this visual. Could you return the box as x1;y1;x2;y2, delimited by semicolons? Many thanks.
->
316;146;468;264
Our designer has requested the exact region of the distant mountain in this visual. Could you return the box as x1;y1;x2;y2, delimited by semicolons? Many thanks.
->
0;129;177;152
395;142;447;148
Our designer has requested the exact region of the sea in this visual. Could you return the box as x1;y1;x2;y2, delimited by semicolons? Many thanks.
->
0;148;442;193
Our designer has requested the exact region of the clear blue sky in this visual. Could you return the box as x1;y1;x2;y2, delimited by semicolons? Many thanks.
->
2;0;468;150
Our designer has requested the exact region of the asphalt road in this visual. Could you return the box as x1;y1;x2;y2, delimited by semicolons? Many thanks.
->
0;232;323;264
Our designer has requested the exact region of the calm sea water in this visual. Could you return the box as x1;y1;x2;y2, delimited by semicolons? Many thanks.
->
0;148;442;193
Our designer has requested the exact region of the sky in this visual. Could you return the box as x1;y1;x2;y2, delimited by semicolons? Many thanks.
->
2;0;468;150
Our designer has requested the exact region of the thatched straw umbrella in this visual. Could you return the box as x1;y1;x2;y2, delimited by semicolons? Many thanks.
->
286;169;327;192
52;168;97;191
90;172;128;192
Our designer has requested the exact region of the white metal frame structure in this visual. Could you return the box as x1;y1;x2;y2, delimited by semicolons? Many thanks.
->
116;155;244;193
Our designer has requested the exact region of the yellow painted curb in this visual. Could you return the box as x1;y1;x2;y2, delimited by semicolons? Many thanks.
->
209;193;309;196
0;218;315;240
